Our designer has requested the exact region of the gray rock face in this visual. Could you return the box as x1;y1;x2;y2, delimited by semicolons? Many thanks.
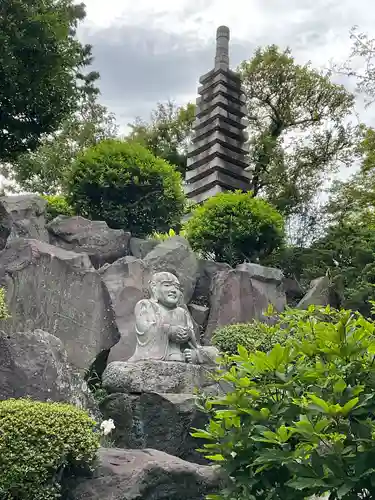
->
194;259;231;304
129;237;158;259
102;360;217;394
236;262;283;282
0;194;48;244
0;329;97;413
100;257;151;362
101;392;209;464
204;266;286;343
0;238;119;372
297;276;339;309
283;277;304;305
67;447;221;500
47;215;130;268
143;237;198;303
189;304;209;329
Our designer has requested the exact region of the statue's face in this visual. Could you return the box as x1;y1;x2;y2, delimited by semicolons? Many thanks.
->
153;276;182;308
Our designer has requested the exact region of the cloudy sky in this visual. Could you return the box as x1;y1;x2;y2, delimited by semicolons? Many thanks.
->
78;0;375;132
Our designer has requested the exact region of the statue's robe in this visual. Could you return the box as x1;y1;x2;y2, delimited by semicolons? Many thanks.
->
128;299;195;362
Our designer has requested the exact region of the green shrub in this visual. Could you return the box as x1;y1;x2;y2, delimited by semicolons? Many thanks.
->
212;321;286;355
42;194;75;222
193;306;375;500
184;191;284;266
0;399;99;500
66;139;185;237
0;288;9;320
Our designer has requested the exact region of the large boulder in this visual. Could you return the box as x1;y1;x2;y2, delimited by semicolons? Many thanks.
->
47;215;131;268
101;392;209;464
193;259;231;305
143;237;198;303
0;238;119;372
102;360;217;395
0;329;98;415
67;447;221;500
129;237;158;259
0;194;48;246
204;265;286;343
100;257;151;362
297;276;340;309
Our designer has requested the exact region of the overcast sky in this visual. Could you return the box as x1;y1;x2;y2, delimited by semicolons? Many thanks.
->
78;0;375;132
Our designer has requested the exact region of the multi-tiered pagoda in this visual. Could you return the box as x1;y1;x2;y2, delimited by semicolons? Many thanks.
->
184;26;251;204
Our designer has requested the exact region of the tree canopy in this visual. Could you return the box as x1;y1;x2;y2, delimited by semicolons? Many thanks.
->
0;0;98;162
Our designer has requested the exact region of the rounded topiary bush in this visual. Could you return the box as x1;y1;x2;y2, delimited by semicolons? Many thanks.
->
42;194;75;222
184;191;284;266
212;321;286;356
66;139;185;237
0;399;99;500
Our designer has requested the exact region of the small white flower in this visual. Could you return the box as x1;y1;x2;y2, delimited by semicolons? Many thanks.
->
100;418;115;436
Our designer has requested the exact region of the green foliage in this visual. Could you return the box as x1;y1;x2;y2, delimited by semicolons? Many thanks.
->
0;288;9;320
3;95;118;195
0;0;99;163
239;45;357;219
212;321;287;356
128;100;195;175
184;191;285;266
150;228;186;241
42;195;75;223
194;306;375;500
66;139;185;237
0;398;99;499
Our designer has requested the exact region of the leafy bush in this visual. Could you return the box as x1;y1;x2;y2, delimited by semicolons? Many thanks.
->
66;139;185;237
184;191;284;266
193;306;375;500
150;228;186;241
42;195;75;222
0;399;99;500
211;321;287;356
0;288;9;320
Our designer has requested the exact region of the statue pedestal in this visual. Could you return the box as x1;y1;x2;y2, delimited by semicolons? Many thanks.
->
102;360;218;395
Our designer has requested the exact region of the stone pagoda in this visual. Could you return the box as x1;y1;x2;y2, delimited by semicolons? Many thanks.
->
184;26;251;204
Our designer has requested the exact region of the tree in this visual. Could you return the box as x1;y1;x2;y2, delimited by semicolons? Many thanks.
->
2;94;118;194
193;306;375;500
184;191;285;266
66;139;185;237
0;0;99;162
128;100;196;175
239;46;357;218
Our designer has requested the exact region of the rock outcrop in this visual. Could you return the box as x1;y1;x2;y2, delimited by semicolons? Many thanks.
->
47;215;131;268
298;276;340;309
0;238;119;371
67;448;221;500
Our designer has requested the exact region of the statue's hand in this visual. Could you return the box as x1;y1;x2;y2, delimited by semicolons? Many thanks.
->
184;348;195;364
175;327;190;343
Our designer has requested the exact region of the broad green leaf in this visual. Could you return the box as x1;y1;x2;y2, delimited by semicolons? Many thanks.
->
342;397;359;415
333;378;347;394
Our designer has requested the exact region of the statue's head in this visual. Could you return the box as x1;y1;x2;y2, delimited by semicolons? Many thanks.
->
149;272;182;309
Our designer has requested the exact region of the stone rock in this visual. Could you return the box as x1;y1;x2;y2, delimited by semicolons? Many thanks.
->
297;276;340;309
189;303;209;326
194;259;231;304
67;447;221;500
102;360;217;394
47;215;131;268
0;194;48;245
0;329;98;415
237;262;283;282
204;266;286;343
100;257;151;362
129;237;158;259
283;277;305;304
100;392;209;464
0;238;119;372
143;237;198;303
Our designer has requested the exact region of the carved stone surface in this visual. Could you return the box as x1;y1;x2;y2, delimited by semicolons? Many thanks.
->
47;215;130;268
0;194;48;244
100;392;209;464
67;447;221;500
0;238;119;371
129;237;158;259
0;329;99;416
102;360;217;394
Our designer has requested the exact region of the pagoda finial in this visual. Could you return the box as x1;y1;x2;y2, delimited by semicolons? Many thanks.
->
215;25;230;70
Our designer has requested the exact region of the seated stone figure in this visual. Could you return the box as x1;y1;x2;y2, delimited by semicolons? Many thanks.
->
128;271;218;365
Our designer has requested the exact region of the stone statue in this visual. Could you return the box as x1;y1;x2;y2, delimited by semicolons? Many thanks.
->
128;272;218;365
